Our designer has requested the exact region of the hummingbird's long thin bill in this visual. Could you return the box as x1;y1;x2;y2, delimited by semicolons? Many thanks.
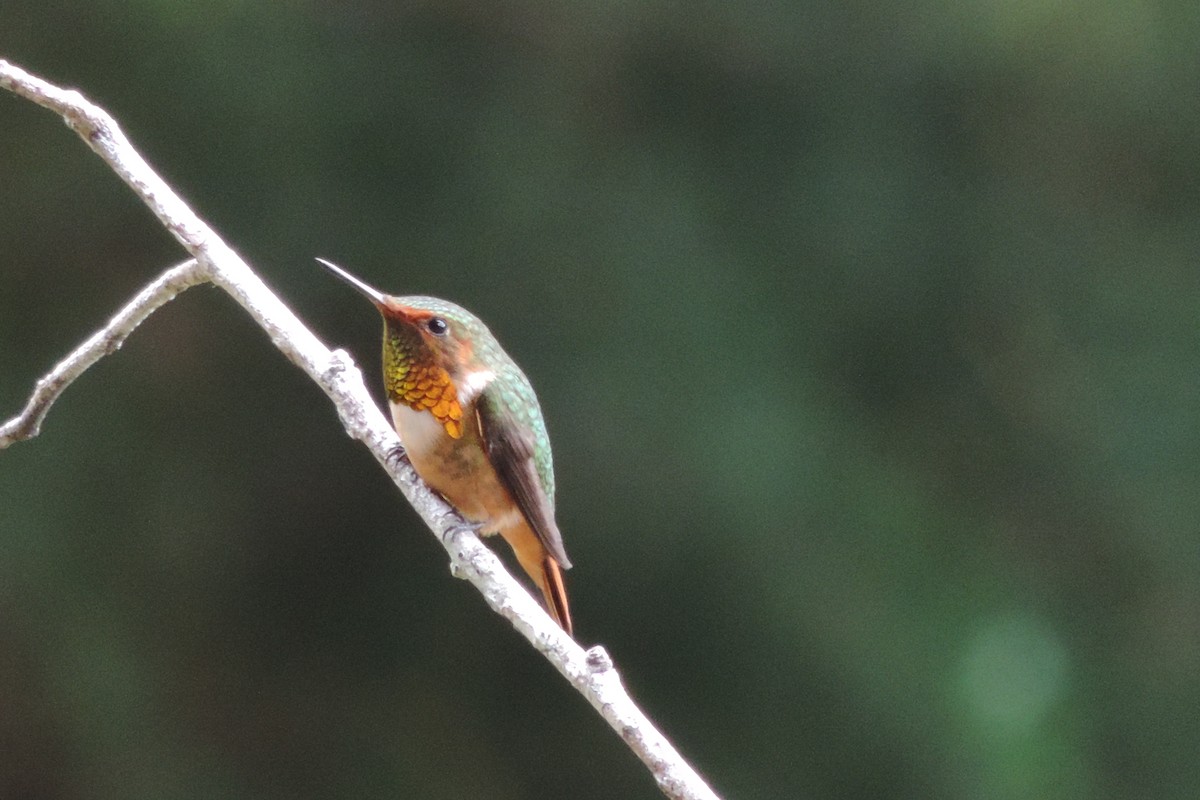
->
314;257;388;306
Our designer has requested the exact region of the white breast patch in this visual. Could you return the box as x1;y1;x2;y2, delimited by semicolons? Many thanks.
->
390;401;446;457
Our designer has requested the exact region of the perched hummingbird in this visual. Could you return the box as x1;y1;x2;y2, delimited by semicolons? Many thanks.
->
315;258;573;635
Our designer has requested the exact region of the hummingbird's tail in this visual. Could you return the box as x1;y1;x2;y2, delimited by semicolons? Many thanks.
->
540;556;573;636
503;524;573;636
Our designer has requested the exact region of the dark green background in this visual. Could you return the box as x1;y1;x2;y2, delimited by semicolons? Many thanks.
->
2;3;1198;799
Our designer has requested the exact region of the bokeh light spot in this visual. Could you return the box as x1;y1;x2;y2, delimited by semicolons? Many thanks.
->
958;612;1069;734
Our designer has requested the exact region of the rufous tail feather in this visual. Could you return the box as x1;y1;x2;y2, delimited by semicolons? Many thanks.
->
503;524;573;636
540;556;572;636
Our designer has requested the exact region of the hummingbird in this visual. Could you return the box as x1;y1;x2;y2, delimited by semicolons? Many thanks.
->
315;258;573;635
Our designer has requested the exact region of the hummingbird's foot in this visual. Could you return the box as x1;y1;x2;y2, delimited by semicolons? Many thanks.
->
385;443;409;471
441;519;485;546
442;519;486;581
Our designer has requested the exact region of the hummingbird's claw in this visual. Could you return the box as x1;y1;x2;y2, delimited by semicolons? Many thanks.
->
385;443;408;471
443;519;485;581
441;519;485;545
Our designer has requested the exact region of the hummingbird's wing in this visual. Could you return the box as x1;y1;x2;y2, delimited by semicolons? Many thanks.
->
474;388;572;569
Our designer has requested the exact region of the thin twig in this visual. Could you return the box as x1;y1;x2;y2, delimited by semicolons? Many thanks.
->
0;259;208;448
0;58;721;800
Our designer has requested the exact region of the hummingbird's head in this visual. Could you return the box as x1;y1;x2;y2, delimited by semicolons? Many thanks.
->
315;258;496;439
379;296;498;439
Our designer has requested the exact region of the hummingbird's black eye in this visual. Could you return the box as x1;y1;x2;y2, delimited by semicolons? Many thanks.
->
426;317;449;336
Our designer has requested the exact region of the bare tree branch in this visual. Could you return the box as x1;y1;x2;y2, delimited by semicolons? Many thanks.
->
0;59;721;800
0;259;207;448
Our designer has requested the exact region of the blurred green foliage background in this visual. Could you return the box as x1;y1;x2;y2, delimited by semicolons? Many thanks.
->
2;2;1199;798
